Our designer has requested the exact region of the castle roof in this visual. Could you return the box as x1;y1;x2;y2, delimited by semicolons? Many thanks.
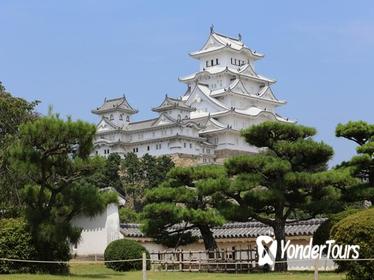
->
121;218;325;239
152;95;195;112
92;96;138;115
209;80;285;105
211;107;293;123
179;65;275;84
190;31;264;59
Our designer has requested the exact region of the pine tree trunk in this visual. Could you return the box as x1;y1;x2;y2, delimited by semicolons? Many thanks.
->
273;221;287;272
198;224;218;254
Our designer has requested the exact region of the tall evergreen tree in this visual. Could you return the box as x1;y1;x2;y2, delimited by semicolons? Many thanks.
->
0;82;39;215
121;152;145;211
92;153;124;193
8;115;114;272
142;165;225;251
121;153;174;211
219;121;352;271
336;121;374;204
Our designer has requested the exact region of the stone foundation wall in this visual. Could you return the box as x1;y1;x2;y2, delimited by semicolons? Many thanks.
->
214;149;255;164
170;153;201;167
170;150;256;167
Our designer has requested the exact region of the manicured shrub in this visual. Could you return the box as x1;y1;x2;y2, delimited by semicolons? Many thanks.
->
0;218;37;274
331;208;374;280
313;208;360;246
104;239;150;271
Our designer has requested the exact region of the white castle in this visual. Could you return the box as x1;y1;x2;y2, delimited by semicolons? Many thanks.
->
92;28;291;165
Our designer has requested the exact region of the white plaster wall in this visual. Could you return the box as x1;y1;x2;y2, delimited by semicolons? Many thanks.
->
241;79;262;95
103;112;131;127
71;203;121;256
164;109;190;120
198;50;251;71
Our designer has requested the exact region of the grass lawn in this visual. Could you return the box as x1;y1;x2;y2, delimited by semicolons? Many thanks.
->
0;264;345;279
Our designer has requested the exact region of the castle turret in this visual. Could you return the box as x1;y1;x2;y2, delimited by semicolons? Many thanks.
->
152;94;195;121
92;95;138;128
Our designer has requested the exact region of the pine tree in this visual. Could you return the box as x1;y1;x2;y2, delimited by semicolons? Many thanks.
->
336;121;374;204
0;82;39;215
121;153;174;211
220;121;352;271
8;114;113;273
142;165;225;251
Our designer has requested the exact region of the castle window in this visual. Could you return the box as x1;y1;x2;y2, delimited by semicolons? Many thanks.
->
184;143;186;148
119;114;123;120
110;114;114;120
216;58;218;65
211;59;214;66
177;114;181;121
231;58;233;64
147;146;150;151
206;61;208;67
126;116;130;122
190;143;192;149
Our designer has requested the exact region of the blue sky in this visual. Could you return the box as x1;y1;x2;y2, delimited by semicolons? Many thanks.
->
1;0;373;166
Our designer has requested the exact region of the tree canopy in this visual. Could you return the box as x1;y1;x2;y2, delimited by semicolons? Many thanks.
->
218;121;353;271
121;153;174;211
8;114;115;272
142;165;225;250
336;121;374;204
0;82;39;215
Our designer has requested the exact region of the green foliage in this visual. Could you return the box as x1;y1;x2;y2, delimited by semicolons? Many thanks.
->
331;208;374;280
313;208;360;246
119;207;140;223
121;153;174;211
335;121;374;204
7;115;109;273
0;82;39;148
221;121;353;271
101;191;119;205
0;82;39;215
142;165;226;250
0;218;37;274
104;239;150;271
91;153;124;192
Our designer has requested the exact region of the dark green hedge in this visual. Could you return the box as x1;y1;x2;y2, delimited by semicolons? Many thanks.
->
0;218;37;274
104;239;150;271
313;208;360;246
331;208;374;280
